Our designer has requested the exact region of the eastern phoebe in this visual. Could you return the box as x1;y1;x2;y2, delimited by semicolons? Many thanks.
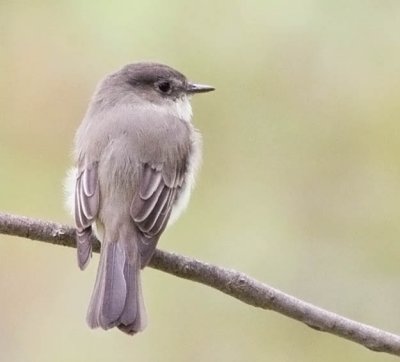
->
65;62;214;334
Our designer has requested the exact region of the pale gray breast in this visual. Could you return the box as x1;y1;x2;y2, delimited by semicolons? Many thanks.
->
82;103;194;222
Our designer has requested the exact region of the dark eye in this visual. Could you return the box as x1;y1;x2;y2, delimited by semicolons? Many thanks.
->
156;81;171;94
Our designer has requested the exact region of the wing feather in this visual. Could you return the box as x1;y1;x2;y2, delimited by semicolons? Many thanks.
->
139;165;163;200
132;181;165;223
130;162;185;267
74;162;100;269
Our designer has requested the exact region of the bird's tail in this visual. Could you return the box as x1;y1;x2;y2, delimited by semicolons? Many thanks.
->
86;233;147;335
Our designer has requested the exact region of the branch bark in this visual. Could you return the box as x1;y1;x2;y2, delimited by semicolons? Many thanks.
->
0;211;399;357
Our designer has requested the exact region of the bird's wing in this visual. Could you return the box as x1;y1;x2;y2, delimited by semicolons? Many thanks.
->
74;162;100;270
130;162;186;267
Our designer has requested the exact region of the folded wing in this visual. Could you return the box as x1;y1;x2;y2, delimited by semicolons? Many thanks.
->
130;162;186;267
74;162;100;269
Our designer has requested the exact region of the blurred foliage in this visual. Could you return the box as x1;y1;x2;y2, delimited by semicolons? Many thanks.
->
1;1;400;361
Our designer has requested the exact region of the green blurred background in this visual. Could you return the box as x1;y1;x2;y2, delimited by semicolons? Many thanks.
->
1;1;400;361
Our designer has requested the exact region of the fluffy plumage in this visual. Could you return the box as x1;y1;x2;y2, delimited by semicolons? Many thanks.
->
65;62;213;334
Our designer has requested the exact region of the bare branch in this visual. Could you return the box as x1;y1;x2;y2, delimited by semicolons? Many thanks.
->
0;211;399;356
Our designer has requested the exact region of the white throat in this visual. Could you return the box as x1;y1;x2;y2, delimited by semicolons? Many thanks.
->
173;95;193;123
108;95;193;124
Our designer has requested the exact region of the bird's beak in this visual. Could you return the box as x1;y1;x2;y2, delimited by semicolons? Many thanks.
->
186;83;215;94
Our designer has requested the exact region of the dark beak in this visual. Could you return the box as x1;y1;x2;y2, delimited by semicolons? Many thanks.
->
186;83;215;94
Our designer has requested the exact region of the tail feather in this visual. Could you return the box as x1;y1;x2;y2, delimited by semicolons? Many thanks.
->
99;242;126;327
119;261;138;325
86;242;108;329
118;261;147;334
86;237;147;334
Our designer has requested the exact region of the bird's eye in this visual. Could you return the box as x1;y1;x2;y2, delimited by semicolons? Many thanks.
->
156;81;172;94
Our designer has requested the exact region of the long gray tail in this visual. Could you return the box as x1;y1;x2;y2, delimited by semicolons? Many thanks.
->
86;238;147;335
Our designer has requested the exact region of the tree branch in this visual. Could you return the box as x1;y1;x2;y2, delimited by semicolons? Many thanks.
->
0;212;399;356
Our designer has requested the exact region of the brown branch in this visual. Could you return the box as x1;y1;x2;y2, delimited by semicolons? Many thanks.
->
0;211;399;356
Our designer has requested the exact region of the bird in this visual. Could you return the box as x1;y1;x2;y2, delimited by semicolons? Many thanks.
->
65;62;214;335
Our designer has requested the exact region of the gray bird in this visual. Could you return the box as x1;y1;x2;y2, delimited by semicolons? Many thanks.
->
65;62;214;334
